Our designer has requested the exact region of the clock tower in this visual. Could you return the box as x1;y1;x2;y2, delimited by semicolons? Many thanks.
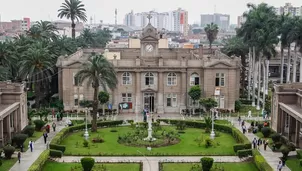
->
140;13;159;57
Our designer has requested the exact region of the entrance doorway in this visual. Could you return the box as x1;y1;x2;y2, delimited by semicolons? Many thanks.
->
143;93;155;113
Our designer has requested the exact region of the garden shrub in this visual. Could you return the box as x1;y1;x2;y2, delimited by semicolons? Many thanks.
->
280;146;290;159
237;149;252;158
271;133;281;143
287;142;296;151
3;145;15;159
300;159;302;167
176;121;186;130
22;125;35;137
110;129;117;132
204;138;213;148
92;135;104;143
297;150;302;159
274;142;283;149
81;157;95;171
28;150;50;171
34;120;45;131
83;139;89;147
0;159;2;166
49;149;63;158
49;144;66;153
12;133;28;148
261;127;271;138
200;157;214;171
252;150;273;171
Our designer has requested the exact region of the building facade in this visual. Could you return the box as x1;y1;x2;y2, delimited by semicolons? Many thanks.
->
56;23;240;114
271;83;302;148
200;13;230;30
0;81;28;147
274;3;302;16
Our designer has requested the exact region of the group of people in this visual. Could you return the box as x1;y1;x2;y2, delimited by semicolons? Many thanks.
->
238;117;247;134
17;122;57;164
252;137;269;150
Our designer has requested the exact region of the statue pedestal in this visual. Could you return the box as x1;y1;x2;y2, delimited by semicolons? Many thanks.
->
143;114;156;141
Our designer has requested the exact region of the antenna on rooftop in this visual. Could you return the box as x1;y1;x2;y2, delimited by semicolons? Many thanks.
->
115;8;117;26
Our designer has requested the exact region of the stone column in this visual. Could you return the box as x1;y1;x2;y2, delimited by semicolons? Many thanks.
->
0;120;3;147
280;110;285;134
14;110;18;132
288;115;291;140
157;72;164;114
295;120;300;146
180;72;186;109
7;115;11;141
135;72;141;114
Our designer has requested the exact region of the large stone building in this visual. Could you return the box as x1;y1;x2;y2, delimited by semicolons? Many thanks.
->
56;22;241;114
271;83;302;148
0;81;28;147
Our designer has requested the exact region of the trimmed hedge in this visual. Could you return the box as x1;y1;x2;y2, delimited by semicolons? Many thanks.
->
49;149;63;158
297;150;302;159
28;150;50;171
50;120;123;151
237;149;252;158
252;150;273;171
159;119;251;152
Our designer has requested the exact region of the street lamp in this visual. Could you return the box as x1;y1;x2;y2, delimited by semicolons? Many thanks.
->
84;107;89;139
210;108;216;139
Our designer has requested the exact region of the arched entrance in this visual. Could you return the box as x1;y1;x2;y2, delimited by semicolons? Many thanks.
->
143;92;155;113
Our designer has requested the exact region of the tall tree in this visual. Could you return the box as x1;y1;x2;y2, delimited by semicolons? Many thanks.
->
204;23;219;52
76;55;118;132
58;0;87;39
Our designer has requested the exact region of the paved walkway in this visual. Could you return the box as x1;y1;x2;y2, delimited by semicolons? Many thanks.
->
232;118;291;171
56;156;244;171
9;121;66;171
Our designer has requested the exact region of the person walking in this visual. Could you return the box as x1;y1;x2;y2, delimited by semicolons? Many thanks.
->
43;132;48;144
257;138;262;150
28;140;34;152
238;116;241;125
52;122;56;132
277;160;283;171
252;138;257;149
264;139;269;151
17;151;21;163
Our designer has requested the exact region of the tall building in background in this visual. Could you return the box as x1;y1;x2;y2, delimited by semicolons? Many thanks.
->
237;15;246;28
124;10;135;27
172;8;189;35
274;3;302;16
200;13;230;31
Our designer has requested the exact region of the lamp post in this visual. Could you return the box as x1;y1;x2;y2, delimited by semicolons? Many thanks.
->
84;107;89;139
210;108;216;139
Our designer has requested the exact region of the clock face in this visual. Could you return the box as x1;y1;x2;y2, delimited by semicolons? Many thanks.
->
145;44;154;52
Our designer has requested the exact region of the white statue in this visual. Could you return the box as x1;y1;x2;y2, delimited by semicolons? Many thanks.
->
143;113;156;141
248;110;252;118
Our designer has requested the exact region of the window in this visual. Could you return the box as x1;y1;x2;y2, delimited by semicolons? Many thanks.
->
190;73;200;86
167;73;177;86
73;73;80;86
145;72;154;85
215;73;225;87
122;72;132;85
74;94;79;106
166;94;177;107
122;93;132;102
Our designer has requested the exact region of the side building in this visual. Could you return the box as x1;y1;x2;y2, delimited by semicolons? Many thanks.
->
271;83;302;148
56;22;241;114
0;81;28;147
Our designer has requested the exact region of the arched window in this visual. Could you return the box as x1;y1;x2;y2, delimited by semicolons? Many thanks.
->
167;73;177;86
190;73;199;86
145;72;154;85
122;72;132;85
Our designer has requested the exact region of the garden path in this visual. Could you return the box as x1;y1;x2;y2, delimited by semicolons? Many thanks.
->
9;120;66;171
55;156;243;171
232;118;291;171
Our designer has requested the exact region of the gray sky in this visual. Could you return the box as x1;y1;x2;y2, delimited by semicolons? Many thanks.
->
0;0;300;24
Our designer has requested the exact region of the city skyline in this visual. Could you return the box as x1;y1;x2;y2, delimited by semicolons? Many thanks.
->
0;0;301;25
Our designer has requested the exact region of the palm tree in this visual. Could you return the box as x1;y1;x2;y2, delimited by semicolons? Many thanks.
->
78;28;96;47
204;23;219;52
58;0;87;39
76;55;118;132
19;42;54;108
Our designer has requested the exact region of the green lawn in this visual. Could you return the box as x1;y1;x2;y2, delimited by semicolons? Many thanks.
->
61;126;237;156
0;158;18;171
162;162;258;171
286;156;302;171
21;131;43;151
42;161;140;171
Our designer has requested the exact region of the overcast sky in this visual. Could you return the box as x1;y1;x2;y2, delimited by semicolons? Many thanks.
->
0;0;300;24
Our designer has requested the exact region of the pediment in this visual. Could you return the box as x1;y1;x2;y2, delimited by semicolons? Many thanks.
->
141;35;158;41
64;61;83;67
142;88;157;92
207;61;233;68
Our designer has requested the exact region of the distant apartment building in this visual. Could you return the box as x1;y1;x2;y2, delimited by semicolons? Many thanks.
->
200;13;230;30
0;18;31;32
52;20;84;38
123;8;189;35
274;3;302;16
237;15;246;28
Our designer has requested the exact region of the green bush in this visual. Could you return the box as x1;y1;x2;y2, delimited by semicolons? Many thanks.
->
288;142;296;151
83;139;89;147
237;149;252;158
110;129;117;132
28;150;50;171
22;125;35;137
297;150;302;159
12;133;28;148
49;144;66;153
200;157;214;171
81;157;95;171
34;120;45;131
49;149;63;158
235;100;242;112
0;159;2;166
204;138;214;148
3;145;15;159
299;159;302;167
261;127;271;138
252;150;273;171
271;133;281;143
280;146;290;159
274;142;283;149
